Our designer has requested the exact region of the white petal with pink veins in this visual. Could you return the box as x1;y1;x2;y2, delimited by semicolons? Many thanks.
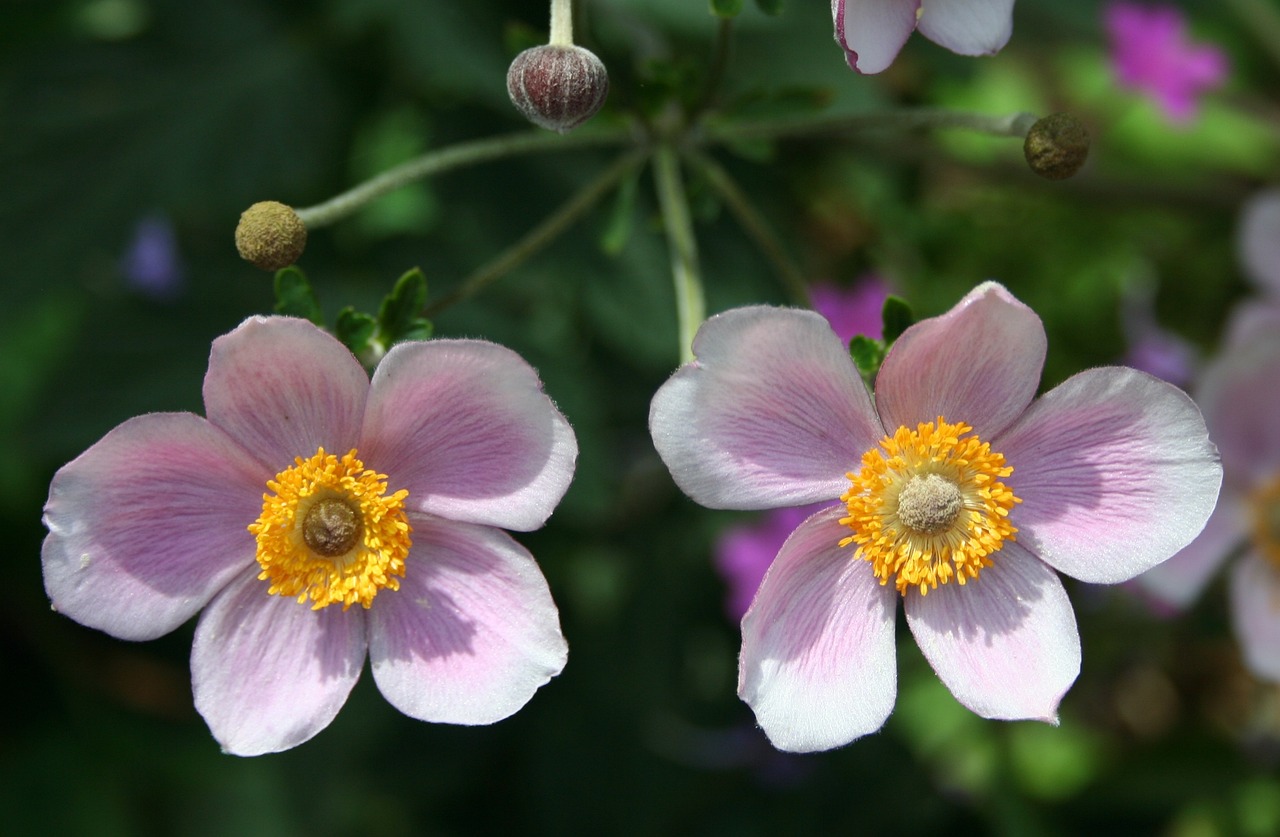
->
998;366;1221;584
361;340;577;532
650;306;881;510
192;569;367;756
739;507;899;752
203;317;369;471
368;516;567;725
42;413;265;641
905;542;1079;721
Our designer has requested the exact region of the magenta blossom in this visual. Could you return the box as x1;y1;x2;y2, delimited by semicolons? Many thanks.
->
43;317;576;755
832;0;1015;75
809;275;890;345
1136;306;1280;680
651;283;1220;752
1104;2;1229;124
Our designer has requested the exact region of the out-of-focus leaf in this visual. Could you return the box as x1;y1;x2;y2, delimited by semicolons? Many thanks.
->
710;0;744;18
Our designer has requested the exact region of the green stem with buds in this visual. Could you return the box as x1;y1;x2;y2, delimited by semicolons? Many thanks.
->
652;145;706;364
424;151;647;316
294;129;631;229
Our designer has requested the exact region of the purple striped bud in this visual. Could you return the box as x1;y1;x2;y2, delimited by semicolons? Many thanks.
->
507;44;609;134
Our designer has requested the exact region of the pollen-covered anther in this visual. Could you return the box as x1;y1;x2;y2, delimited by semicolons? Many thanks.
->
249;448;411;610
839;418;1022;596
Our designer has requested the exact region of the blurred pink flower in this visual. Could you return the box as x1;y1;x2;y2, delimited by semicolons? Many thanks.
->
43;317;575;755
809;275;890;345
833;0;1015;75
1239;189;1280;297
1136;306;1280;683
1104;2;1229;124
1120;281;1198;389
652;282;1220;752
712;278;890;623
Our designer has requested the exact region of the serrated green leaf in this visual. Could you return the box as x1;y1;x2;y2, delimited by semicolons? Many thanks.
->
850;335;885;385
273;267;323;324
754;0;784;14
881;295;915;344
710;0;744;17
335;306;377;355
377;267;429;344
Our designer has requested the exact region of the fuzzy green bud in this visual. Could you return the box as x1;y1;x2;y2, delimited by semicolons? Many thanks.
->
235;201;307;271
507;44;609;134
1023;114;1091;181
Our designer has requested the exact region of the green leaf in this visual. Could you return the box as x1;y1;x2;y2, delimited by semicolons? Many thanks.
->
335;307;377;355
850;335;885;386
273;267;323;324
881;295;915;344
754;0;784;14
710;0;744;17
376;267;432;345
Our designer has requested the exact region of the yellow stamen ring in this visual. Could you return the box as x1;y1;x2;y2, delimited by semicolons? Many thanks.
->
249;448;411;610
839;418;1021;596
1250;474;1280;571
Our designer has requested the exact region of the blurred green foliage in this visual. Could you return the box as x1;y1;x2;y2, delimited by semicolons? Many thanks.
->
5;0;1279;834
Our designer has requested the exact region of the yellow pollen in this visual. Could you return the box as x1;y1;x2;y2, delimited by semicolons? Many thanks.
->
1250;474;1280;570
839;417;1021;596
248;447;411;610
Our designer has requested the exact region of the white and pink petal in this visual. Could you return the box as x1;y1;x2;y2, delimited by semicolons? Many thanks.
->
997;366;1221;585
368;516;567;726
192;569;367;756
917;0;1015;57
42;413;266;641
203;317;369;471
1229;552;1280;683
905;542;1079;722
650;306;882;510
1195;332;1280;489
1133;492;1247;611
876;282;1046;440
360;340;577;532
738;507;899;752
833;0;922;75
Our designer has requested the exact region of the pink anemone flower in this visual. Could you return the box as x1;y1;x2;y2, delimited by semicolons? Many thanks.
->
1136;306;1280;680
42;317;576;755
1103;2;1229;125
650;282;1220;752
832;0;1015;75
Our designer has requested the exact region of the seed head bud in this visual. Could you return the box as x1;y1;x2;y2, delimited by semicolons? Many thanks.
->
1023;113;1091;181
235;201;307;271
507;44;609;134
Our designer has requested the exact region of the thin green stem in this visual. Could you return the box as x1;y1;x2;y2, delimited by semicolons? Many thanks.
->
691;17;734;121
685;149;808;305
424;151;647;316
1227;0;1280;71
652;145;705;365
295;128;630;229
549;0;573;46
701;108;1039;145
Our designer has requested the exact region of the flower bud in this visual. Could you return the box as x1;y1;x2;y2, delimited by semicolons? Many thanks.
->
235;201;307;271
1023;113;1091;181
507;44;609;134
